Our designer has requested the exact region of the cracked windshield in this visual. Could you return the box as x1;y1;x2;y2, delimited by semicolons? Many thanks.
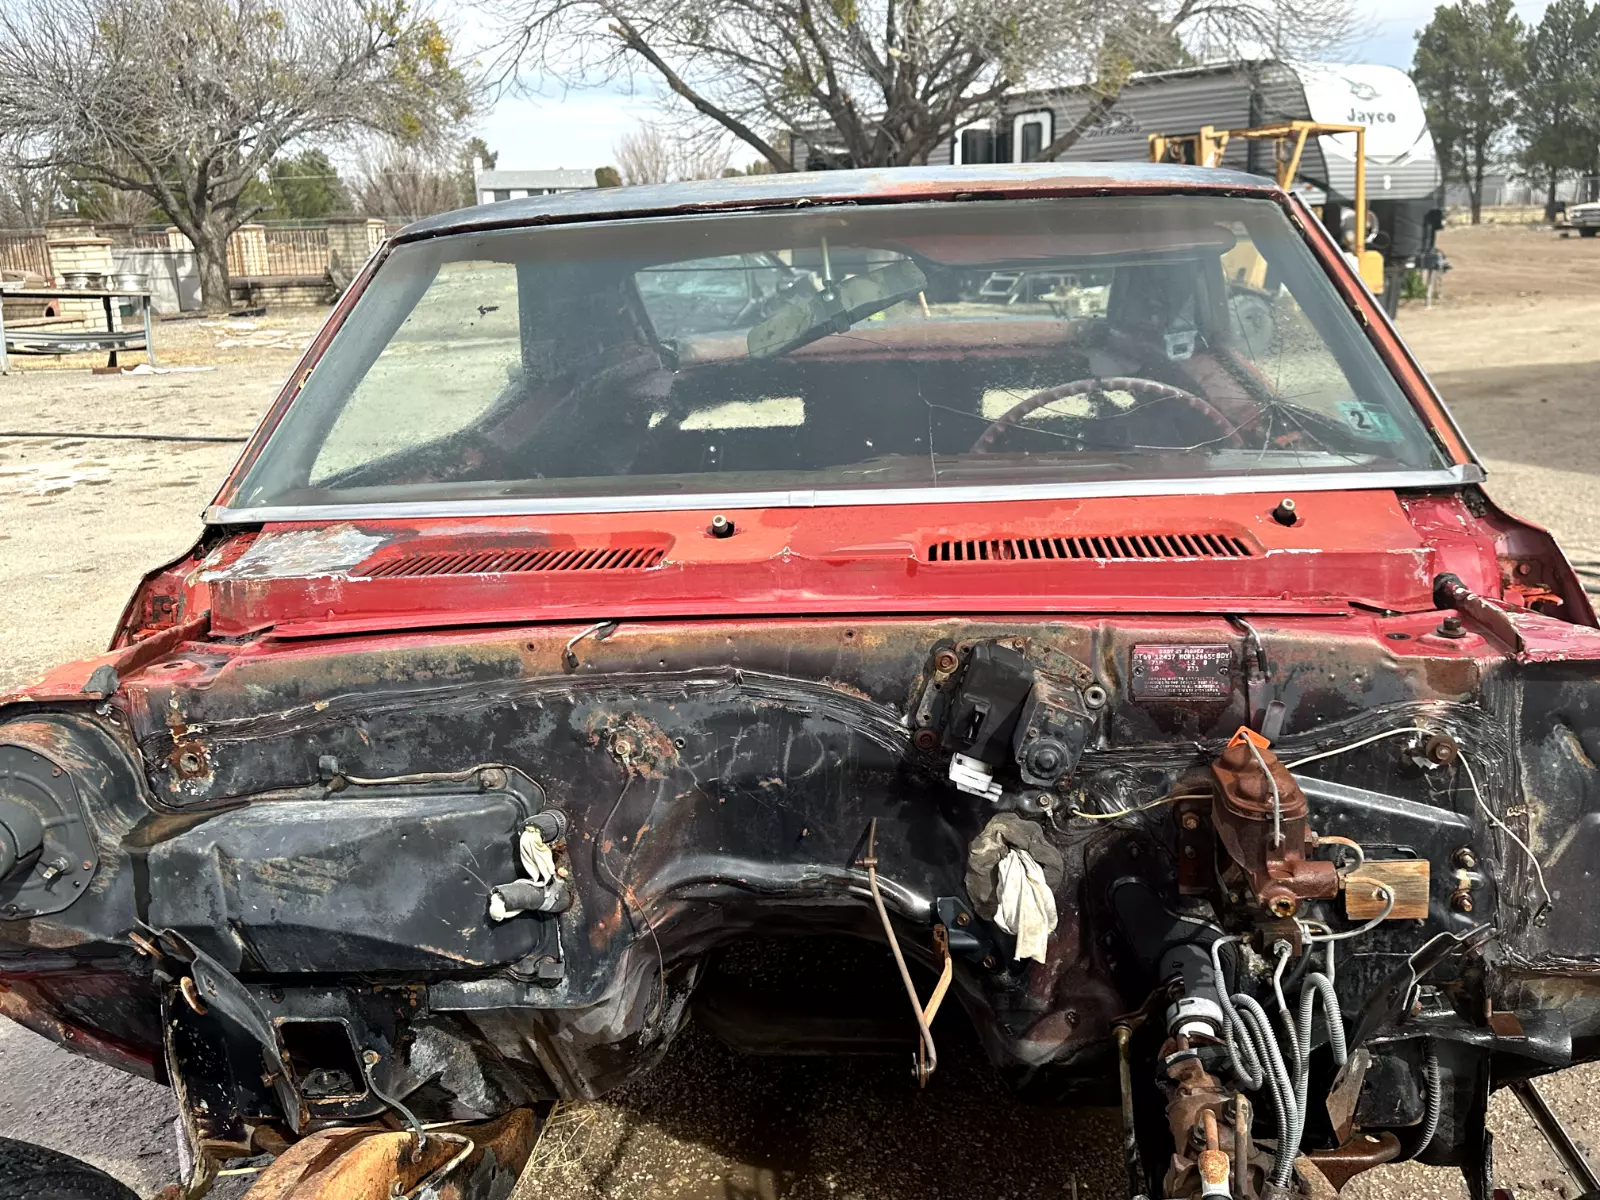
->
233;196;1446;509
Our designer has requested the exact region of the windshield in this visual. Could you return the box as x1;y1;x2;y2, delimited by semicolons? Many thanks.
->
229;196;1448;510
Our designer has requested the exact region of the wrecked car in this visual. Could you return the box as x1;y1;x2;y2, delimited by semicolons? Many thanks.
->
3;163;1597;1200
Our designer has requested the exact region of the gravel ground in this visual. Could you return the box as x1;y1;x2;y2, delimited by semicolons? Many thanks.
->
2;225;1600;1200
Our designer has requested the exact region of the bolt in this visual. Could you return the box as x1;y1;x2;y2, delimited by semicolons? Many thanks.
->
1453;847;1478;870
1180;812;1201;831
955;912;972;927
362;1049;381;1065
1183;845;1197;859
934;649;960;673
613;737;633;759
1452;889;1474;913
913;729;939;751
480;766;508;790
1437;614;1465;639
982;955;997;969
1029;746;1063;774
1065;1010;1079;1026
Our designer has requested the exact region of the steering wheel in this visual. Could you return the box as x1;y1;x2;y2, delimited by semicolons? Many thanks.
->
972;377;1244;452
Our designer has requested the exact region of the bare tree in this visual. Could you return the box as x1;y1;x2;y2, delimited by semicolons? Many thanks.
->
485;0;1354;171
0;137;68;227
616;126;676;184
81;185;160;227
349;142;469;222
614;123;731;183
0;0;471;309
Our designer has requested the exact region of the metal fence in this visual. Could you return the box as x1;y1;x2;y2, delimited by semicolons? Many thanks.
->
0;230;51;280
264;227;330;276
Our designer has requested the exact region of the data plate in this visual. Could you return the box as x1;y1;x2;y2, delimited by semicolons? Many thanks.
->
1130;644;1233;700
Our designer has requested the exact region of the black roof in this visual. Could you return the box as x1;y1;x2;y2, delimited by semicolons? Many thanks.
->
396;161;1277;241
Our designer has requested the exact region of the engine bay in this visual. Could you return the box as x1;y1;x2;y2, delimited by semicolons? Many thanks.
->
4;591;1596;1200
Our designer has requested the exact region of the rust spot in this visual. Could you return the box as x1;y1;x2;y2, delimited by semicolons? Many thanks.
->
169;741;210;779
820;677;873;702
1421;653;1481;697
583;711;679;778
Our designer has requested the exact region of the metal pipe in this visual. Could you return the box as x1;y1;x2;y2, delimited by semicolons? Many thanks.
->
1353;127;1368;266
1511;1078;1600;1195
1233;1095;1252;1198
1115;1024;1150;1200
860;818;938;1085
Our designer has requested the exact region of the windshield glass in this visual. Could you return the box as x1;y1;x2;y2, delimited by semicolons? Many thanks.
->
230;196;1447;510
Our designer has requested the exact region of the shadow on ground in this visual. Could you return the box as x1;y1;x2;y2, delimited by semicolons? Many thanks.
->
517;1020;1125;1200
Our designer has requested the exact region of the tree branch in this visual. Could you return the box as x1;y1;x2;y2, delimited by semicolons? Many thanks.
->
606;10;796;170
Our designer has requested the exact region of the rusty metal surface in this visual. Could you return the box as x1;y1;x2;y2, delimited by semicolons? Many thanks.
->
1211;740;1340;918
395;164;1277;242
1306;1131;1403;1189
241;1108;537;1200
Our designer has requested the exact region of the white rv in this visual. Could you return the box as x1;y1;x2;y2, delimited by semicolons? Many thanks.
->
793;61;1444;311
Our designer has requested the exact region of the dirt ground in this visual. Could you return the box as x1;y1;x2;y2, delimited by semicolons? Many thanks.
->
3;224;1600;1199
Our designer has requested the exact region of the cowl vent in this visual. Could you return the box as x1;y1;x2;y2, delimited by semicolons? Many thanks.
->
926;533;1255;563
363;543;667;579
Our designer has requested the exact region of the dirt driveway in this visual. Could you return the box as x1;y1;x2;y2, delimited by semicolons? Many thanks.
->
2;225;1600;1199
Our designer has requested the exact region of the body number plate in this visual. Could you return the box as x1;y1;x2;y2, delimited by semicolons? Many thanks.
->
1130;644;1232;700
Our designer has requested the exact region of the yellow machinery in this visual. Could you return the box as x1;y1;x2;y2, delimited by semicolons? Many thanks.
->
1149;120;1386;292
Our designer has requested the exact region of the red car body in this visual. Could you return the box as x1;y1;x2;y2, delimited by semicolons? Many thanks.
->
3;165;1596;1200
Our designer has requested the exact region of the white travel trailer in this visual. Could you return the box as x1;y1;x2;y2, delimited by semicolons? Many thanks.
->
792;61;1444;312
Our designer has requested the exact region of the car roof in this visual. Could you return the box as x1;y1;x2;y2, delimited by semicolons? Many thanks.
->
396;162;1280;241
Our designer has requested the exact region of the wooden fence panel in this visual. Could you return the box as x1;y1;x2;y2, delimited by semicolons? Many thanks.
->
0;231;51;280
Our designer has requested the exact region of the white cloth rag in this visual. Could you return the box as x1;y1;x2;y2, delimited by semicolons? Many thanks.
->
994;848;1058;963
518;825;557;885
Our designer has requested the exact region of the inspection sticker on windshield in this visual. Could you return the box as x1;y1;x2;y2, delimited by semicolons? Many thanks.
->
1131;645;1233;700
1335;400;1402;441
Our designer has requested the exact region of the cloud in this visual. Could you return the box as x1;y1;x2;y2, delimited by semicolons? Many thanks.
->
473;86;659;171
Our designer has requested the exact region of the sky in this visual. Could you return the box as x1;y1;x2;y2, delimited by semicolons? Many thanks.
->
472;0;1555;172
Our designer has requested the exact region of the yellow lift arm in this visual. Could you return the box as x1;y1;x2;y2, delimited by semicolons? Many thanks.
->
1148;120;1385;292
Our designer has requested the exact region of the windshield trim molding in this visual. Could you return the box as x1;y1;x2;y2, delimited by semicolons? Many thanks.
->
205;464;1485;525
